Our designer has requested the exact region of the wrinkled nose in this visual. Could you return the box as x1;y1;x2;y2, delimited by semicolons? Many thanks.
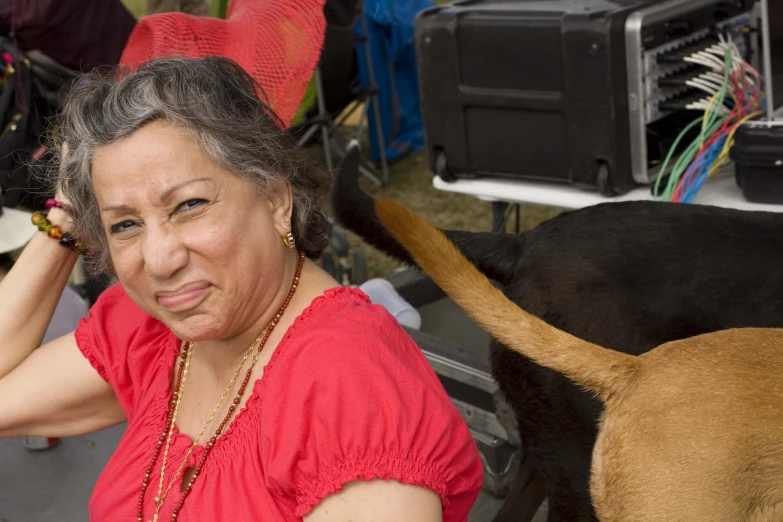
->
141;224;188;280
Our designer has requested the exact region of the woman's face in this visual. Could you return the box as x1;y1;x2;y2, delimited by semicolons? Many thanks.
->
92;121;293;341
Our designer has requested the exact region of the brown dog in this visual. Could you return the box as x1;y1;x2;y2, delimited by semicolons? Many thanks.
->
374;198;783;522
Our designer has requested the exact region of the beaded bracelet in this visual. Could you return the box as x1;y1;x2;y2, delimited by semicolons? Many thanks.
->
45;198;70;212
31;211;88;254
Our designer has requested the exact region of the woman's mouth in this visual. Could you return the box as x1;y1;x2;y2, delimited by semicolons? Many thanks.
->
156;281;212;313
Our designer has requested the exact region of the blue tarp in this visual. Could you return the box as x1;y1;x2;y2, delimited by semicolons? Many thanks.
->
355;0;433;164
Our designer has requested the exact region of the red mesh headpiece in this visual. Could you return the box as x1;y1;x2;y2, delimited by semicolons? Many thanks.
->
119;0;326;129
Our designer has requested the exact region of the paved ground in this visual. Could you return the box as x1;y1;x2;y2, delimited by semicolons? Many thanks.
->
0;426;124;522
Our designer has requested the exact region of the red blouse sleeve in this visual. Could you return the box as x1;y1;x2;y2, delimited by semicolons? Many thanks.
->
73;283;172;420
260;292;484;520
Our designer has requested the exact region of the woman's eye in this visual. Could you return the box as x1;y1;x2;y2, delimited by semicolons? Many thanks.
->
175;199;207;213
110;220;138;234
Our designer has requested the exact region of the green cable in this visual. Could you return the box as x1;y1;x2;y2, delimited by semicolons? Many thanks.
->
656;113;729;201
662;115;728;200
670;52;732;200
653;116;704;200
667;115;729;200
699;52;732;147
655;48;734;201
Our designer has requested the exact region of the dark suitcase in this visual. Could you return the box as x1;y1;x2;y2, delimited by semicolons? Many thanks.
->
730;120;783;205
414;0;759;196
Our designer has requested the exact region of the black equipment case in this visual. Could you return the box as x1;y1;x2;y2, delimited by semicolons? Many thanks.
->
414;0;759;196
730;121;783;204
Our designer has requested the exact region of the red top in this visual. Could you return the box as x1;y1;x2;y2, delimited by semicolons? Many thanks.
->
75;284;483;521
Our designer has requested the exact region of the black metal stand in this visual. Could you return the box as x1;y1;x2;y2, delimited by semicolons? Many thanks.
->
491;202;521;234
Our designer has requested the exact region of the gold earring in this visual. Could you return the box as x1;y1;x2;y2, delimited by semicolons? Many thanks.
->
283;221;296;250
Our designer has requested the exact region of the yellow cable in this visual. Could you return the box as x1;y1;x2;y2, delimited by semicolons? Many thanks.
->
707;111;764;177
700;93;720;148
723;111;763;154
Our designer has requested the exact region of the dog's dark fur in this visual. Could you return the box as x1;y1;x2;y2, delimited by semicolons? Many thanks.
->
332;144;783;521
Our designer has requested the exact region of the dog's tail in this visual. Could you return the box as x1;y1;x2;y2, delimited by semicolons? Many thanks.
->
375;198;640;401
332;141;522;285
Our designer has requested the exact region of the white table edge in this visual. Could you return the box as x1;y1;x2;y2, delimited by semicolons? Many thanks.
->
432;171;783;213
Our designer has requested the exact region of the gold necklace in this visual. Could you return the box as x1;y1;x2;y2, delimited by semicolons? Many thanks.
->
150;335;261;522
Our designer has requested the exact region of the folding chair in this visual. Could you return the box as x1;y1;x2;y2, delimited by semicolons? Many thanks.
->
292;0;389;186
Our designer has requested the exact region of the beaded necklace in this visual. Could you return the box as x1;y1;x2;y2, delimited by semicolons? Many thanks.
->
137;251;305;522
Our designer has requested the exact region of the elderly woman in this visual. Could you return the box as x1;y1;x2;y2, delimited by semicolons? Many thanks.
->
0;57;482;521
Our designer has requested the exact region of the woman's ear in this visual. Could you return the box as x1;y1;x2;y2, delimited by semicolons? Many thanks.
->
269;180;294;238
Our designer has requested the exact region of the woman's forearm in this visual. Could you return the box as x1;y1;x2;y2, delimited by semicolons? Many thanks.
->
0;208;79;379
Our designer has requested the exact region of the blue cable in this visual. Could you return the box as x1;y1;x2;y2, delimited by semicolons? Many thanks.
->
682;136;727;203
685;143;721;202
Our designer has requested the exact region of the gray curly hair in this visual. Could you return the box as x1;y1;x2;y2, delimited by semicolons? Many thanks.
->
52;56;331;275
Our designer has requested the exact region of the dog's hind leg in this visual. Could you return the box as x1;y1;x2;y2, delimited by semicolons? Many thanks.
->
491;452;547;522
492;339;600;522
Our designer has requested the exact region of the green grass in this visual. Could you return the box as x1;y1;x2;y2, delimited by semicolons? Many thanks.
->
122;0;146;18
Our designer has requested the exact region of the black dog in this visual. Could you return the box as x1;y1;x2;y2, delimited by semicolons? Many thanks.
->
332;143;783;522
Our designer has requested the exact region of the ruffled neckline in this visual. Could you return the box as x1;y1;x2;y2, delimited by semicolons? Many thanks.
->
147;286;370;472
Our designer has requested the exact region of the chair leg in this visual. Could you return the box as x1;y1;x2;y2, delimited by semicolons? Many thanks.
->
358;9;389;185
303;58;385;186
295;122;321;149
358;158;383;186
356;104;368;144
492;451;547;522
314;67;334;173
